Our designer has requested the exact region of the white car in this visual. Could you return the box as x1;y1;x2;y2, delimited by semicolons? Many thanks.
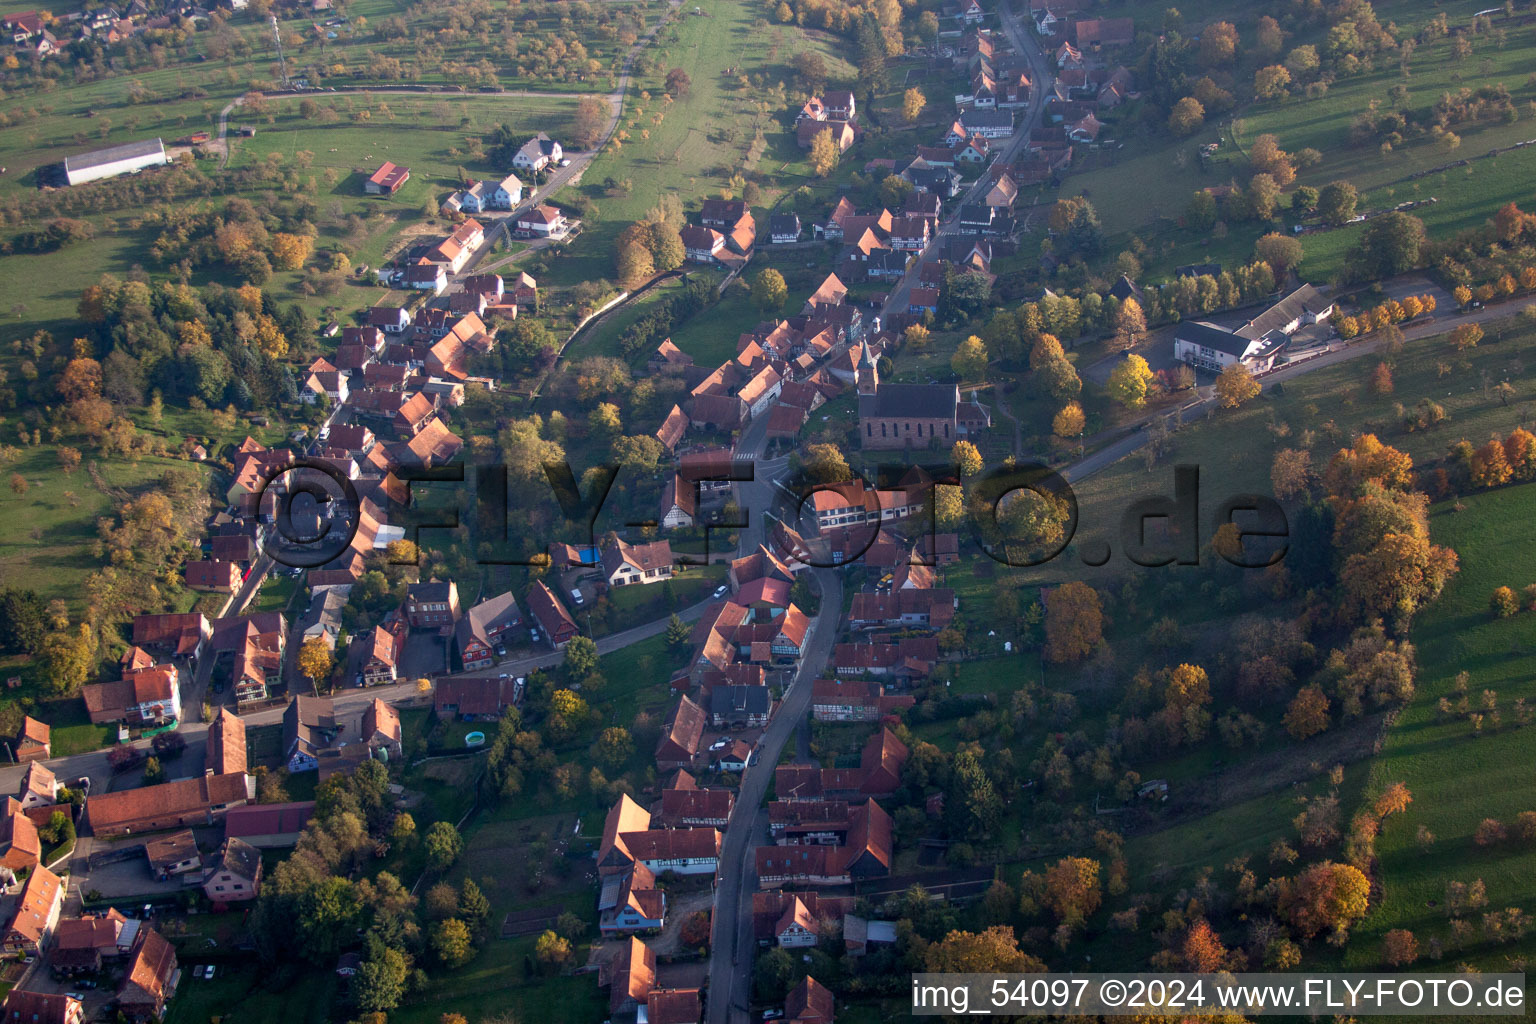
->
570;588;584;606
713;585;729;598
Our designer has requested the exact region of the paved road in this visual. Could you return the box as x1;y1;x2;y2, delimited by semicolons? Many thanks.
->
1064;295;1536;485
705;568;840;1024
878;0;1052;323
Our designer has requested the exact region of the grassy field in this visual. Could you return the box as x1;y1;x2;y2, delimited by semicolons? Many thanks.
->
1343;481;1536;972
1055;9;1536;285
533;0;850;291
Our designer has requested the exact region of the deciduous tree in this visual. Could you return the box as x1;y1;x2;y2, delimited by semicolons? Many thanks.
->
1215;362;1260;408
1107;354;1154;409
1044;581;1102;664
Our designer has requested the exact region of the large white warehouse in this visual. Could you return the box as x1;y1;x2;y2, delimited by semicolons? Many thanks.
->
63;137;167;186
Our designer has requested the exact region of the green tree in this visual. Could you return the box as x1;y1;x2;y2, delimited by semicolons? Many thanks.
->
563;636;599;681
1317;180;1359;227
425;821;463;872
432;918;475;968
535;929;573;971
459;878;491;931
353;941;410;1012
1355;212;1427;277
591;726;635;771
951;336;989;381
664;613;690;649
751;268;788;312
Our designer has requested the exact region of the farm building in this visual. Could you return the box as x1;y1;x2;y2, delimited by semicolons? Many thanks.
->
63;138;167;186
366;162;411;195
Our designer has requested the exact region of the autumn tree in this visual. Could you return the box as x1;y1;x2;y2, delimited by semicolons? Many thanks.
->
923;927;1046;973
298;636;334;689
591;726;635;771
664;67;692;97
1038;856;1102;926
1271;448;1312;499
751;268;788;312
1112;298;1146;352
951;336;989;381
1053;402;1086;439
809;127;840;178
1323;434;1414;499
1215;362;1260;408
995;488;1070;554
572;95;610;148
1451;323;1483;352
1168;96;1206;136
270;232;313;271
1254;64;1292;99
1044;581;1102;664
1374;782;1413;819
1107;354;1154;409
1491;586;1518;617
952;440;983;477
1471;440;1512;488
534;929;573;970
1382;929;1419;967
1280;861;1371;939
1199;20;1238;64
1284;685;1330;740
902;86;926;123
56;357;102;402
1182;919;1229;972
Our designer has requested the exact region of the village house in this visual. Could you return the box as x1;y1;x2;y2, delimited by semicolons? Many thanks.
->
655;695;706;771
600;536;675;588
433;676;519;722
202;837;262;906
80;664;181;727
144;831;201;881
1173;283;1334;373
49;910;131;976
709;685;771;729
184;559;242;594
13;717;49;763
599;860;665;937
810;678;918;722
2;864;63;955
455;592;523;670
361;698;402;760
357;624;401;685
84;774;255;838
283;696;339;773
17;763;55;810
116;928;178;1022
515;204;568;238
512;132;562;172
205;709;247;778
770;213;801;244
527;581;580;649
404;580;460;630
605;936;655;1017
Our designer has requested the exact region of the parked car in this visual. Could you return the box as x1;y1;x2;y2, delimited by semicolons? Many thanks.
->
570;588;584;606
713;585;729;598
